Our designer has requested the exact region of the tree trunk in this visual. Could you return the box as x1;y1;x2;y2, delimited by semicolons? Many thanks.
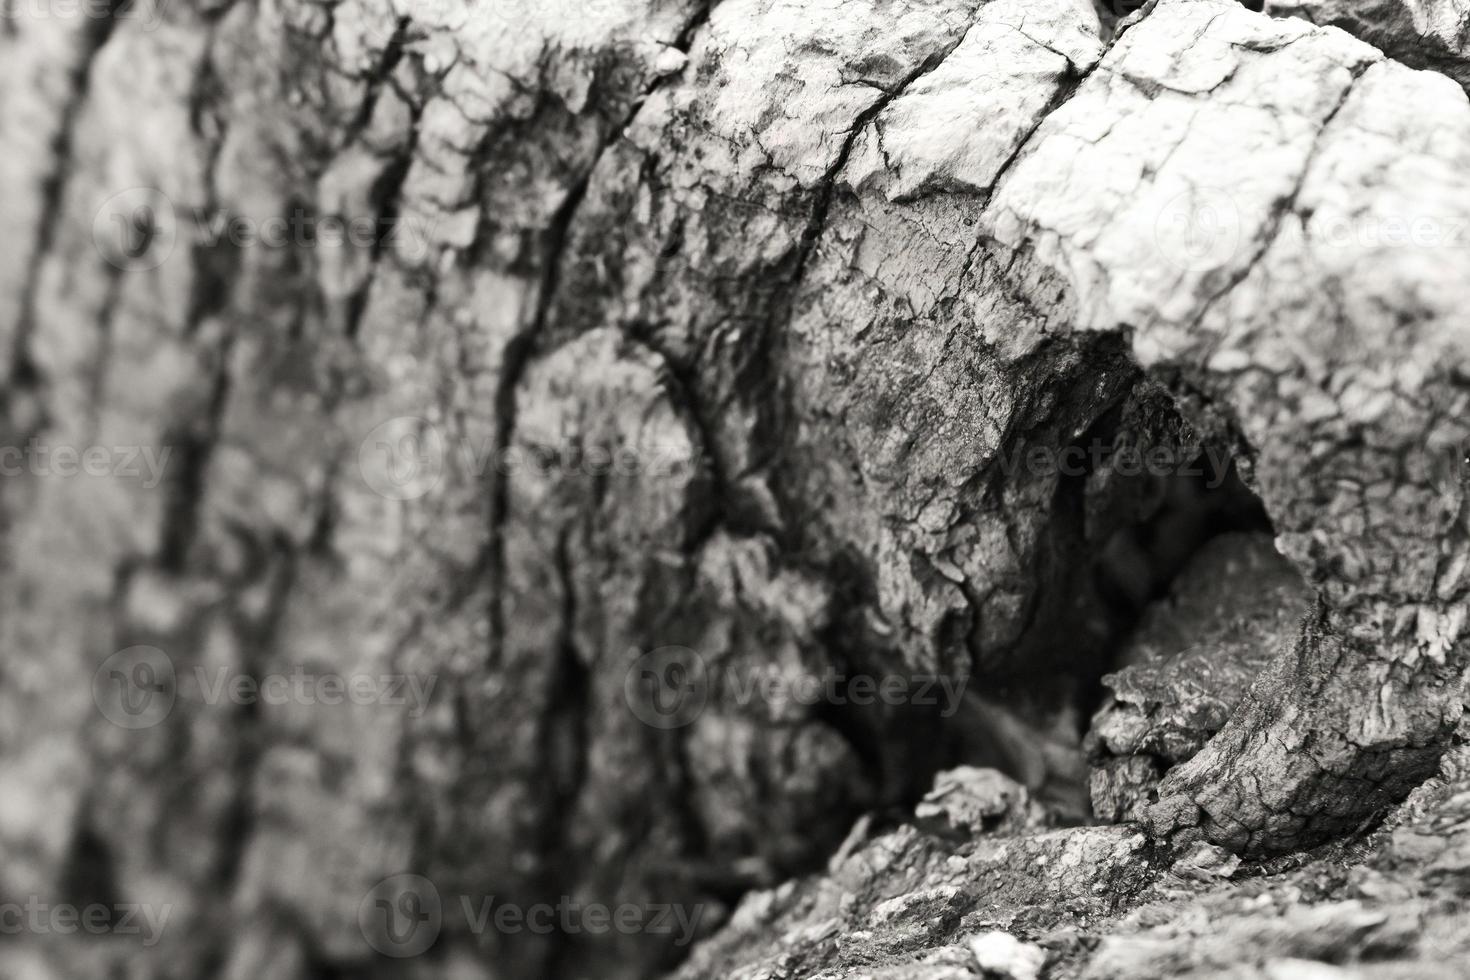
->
1;0;1468;977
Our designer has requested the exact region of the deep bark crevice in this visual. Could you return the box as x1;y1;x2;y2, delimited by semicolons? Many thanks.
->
485;1;717;674
8;0;124;392
945;352;1279;824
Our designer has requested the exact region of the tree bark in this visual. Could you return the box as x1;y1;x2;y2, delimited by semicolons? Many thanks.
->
1;0;1468;977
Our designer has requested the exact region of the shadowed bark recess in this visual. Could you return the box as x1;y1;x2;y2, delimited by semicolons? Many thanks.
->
1;0;1469;978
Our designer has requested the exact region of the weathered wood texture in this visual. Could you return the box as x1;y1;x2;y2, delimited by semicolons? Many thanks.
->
1;0;1467;977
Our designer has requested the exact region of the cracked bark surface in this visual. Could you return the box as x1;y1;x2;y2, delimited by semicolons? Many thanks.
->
1086;531;1316;823
1266;0;1470;91
2;0;1469;977
671;728;1470;979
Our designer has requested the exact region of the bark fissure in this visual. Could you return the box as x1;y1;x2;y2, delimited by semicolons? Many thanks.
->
1182;62;1368;341
342;103;421;341
486;0;716;668
8;1;123;393
534;523;594;979
158;28;236;572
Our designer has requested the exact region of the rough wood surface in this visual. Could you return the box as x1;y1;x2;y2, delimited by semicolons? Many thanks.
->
1;0;1468;977
671;729;1470;979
